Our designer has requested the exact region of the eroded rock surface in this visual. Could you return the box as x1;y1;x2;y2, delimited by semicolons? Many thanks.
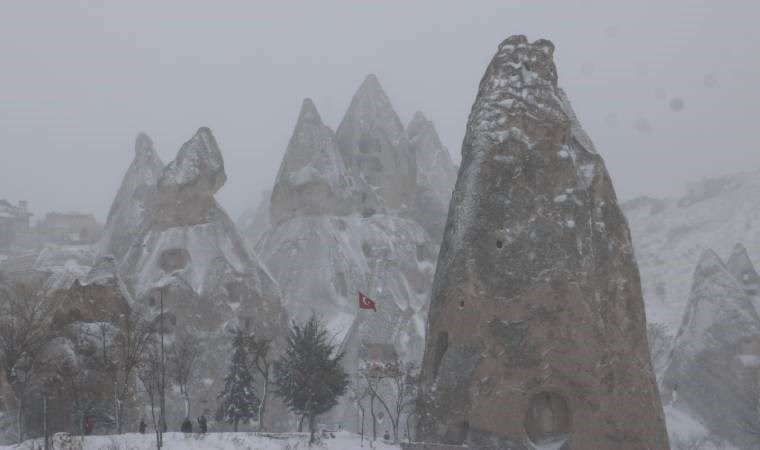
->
417;35;668;449
661;250;760;449
99;133;164;259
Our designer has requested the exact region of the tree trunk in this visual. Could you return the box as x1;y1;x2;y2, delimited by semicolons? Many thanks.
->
183;394;190;419
360;406;365;447
370;396;377;441
258;378;268;431
16;397;23;444
309;412;316;445
234;417;239;432
298;414;305;432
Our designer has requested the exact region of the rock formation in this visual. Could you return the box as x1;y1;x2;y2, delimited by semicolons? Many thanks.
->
726;242;760;309
258;89;438;432
661;250;760;449
623;169;760;335
270;99;355;224
335;74;417;216
238;189;272;247
120;127;288;429
99;133;164;260
417;35;668;449
407;111;458;242
259;97;435;360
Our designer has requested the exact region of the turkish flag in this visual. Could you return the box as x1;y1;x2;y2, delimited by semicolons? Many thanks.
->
358;292;377;311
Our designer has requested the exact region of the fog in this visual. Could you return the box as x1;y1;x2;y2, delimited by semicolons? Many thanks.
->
1;0;758;221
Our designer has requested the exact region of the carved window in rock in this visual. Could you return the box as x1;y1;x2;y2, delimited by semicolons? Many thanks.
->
524;391;571;446
445;420;469;445
432;331;449;378
159;248;190;272
227;281;244;304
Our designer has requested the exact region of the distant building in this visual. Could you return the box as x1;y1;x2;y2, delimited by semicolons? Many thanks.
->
0;199;32;251
39;212;99;245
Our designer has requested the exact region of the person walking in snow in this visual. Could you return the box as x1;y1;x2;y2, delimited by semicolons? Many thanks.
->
181;417;193;433
383;430;390;441
139;419;146;434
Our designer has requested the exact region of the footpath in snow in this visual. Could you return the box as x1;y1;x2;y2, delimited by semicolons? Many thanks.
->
1;432;402;450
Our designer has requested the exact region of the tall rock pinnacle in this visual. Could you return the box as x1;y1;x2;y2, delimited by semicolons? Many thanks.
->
335;74;417;214
99;132;164;260
726;242;760;301
119;126;289;429
417;35;668;449
661;250;760;448
407;111;457;242
270;99;353;224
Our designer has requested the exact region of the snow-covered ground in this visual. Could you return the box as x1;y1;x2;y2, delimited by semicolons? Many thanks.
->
1;432;401;450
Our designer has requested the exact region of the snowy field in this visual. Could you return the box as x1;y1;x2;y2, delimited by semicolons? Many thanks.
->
0;432;401;450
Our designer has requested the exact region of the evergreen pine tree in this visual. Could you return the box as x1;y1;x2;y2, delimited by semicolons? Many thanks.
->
218;329;260;431
273;315;349;444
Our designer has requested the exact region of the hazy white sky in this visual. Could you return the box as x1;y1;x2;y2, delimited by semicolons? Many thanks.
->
1;0;759;222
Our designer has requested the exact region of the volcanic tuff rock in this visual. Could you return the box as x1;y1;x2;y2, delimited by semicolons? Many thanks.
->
270;99;355;224
259;96;437;361
335;74;417;215
99;133;164;260
237;189;271;247
119;127;288;429
417;35;668;449
725;242;760;311
257;89;439;432
661;250;760;449
407;112;458;242
624;170;760;335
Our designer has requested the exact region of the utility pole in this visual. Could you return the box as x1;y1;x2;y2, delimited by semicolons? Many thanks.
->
159;287;166;448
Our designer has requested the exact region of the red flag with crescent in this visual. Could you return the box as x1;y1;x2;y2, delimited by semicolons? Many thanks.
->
358;292;377;311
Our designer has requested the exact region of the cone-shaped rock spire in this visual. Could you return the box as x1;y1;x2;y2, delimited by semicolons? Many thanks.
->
726;242;760;299
336;74;416;214
407;111;457;242
99;132;164;260
270;99;353;224
662;249;760;448
417;35;668;449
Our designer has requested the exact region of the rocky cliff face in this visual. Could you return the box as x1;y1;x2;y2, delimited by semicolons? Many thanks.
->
661;250;760;449
99;133;164;260
257;84;440;432
417;35;668;449
119;127;288;429
238;189;271;247
335;75;417;216
624;170;760;335
270;99;355;225
259;95;436;363
407;112;458;243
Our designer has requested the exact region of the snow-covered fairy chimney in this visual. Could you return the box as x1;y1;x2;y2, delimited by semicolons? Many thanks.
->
417;35;669;449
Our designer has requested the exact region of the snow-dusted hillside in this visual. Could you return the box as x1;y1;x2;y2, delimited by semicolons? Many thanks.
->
0;432;400;450
624;169;760;335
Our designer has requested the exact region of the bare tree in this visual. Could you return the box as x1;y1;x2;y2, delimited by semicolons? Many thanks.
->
85;310;154;434
348;375;371;446
54;359;108;436
0;284;58;443
245;334;272;431
167;332;201;419
359;359;419;444
138;342;163;449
